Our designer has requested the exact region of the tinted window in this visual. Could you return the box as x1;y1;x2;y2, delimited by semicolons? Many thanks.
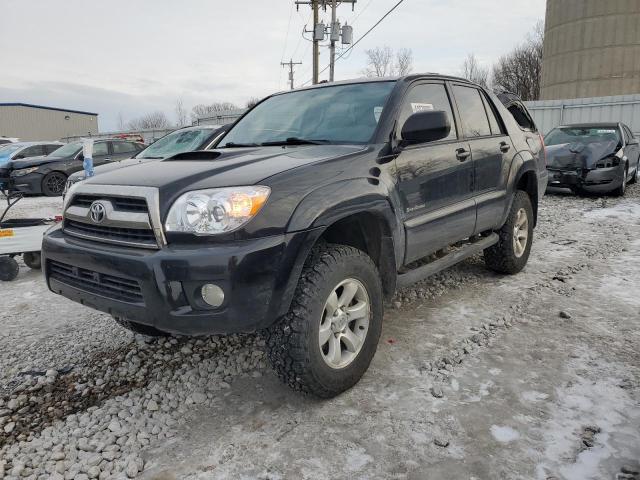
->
44;144;62;155
508;104;536;131
397;83;457;141
452;85;491;138
112;141;137;154
481;95;503;135
93;142;109;156
20;145;44;157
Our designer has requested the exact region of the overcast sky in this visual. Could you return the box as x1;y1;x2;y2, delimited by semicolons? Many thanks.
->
1;0;545;131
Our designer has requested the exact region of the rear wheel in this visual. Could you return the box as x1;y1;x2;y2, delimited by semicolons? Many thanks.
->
112;316;170;337
23;252;41;270
265;244;383;398
42;172;67;197
484;190;534;274
0;256;19;281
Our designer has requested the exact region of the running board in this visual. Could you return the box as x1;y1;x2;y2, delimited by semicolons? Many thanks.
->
396;233;499;289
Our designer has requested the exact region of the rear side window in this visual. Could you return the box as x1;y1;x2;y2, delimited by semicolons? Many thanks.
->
452;85;492;138
44;144;62;155
93;142;109;156
397;83;458;141
508;104;537;132
481;95;503;135
622;125;634;142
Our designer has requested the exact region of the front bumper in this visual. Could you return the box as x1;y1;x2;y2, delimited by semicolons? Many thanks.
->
42;227;318;335
11;172;44;195
546;166;624;193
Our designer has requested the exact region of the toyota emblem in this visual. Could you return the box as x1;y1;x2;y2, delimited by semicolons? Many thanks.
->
89;201;106;224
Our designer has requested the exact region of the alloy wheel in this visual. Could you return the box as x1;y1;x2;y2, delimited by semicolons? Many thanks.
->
512;208;529;258
319;278;370;369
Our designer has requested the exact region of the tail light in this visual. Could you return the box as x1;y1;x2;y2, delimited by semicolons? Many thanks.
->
539;133;546;167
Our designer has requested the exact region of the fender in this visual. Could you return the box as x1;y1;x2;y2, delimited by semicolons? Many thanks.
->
269;178;403;319
500;150;539;227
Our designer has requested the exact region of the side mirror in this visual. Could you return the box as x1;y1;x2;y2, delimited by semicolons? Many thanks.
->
13;154;25;160
400;110;451;145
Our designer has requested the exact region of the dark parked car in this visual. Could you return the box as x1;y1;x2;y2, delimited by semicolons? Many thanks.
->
0;141;63;167
43;75;547;397
64;125;228;193
8;139;145;196
545;122;639;196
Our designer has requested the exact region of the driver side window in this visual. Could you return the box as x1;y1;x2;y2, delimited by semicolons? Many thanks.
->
93;142;109;156
397;83;458;141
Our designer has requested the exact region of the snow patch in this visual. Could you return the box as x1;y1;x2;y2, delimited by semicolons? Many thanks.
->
490;425;520;443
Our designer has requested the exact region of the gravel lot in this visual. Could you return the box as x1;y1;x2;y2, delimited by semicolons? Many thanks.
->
1;186;639;480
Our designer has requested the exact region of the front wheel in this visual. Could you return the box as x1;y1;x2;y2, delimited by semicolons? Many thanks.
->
612;164;628;197
265;244;383;398
484;190;534;274
42;172;68;197
0;256;20;281
23;252;42;270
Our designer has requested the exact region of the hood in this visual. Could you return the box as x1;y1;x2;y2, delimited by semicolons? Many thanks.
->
69;157;156;180
11;155;62;169
546;140;620;170
86;145;365;193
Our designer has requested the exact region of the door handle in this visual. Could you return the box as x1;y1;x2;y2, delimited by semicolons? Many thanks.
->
499;142;511;153
456;148;471;161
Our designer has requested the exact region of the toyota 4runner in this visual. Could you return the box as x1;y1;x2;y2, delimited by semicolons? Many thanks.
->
42;75;547;398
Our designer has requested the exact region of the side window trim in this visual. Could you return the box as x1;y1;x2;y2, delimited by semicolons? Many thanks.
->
480;92;506;136
395;80;461;147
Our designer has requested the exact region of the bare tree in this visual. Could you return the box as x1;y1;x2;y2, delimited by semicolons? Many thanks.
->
461;53;490;88
174;99;189;127
127;111;170;130
362;46;395;77
396;48;414;76
190;102;238;122
363;46;414;77
491;21;544;101
246;97;261;109
117;112;126;131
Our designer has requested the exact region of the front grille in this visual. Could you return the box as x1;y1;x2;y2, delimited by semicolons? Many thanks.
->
48;260;144;304
71;194;148;213
64;220;158;248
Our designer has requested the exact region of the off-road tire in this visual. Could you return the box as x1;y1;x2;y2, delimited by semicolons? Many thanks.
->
112;316;170;337
23;252;42;270
42;172;67;197
265;243;383;398
484;190;534;274
612;164;628;197
0;256;20;281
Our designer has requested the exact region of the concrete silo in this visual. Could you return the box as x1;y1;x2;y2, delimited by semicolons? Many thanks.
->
540;0;640;100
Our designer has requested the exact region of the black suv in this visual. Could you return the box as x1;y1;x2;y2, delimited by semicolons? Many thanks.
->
42;75;547;397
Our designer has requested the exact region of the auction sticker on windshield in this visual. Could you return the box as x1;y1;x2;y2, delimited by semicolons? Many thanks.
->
411;103;434;113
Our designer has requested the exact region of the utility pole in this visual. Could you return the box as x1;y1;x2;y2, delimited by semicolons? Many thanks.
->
281;59;303;90
295;0;355;84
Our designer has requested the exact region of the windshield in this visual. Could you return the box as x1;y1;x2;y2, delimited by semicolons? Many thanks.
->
48;142;82;158
137;128;214;159
221;81;396;146
545;127;621;147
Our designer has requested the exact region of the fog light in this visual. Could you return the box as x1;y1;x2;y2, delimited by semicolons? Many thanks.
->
201;284;224;307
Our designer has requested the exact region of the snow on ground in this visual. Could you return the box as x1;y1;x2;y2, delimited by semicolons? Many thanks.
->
1;185;639;479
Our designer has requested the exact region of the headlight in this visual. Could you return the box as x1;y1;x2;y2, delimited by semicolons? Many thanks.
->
12;167;39;177
165;186;270;235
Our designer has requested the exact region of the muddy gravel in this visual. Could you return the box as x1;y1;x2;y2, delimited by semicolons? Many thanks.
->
1;185;639;479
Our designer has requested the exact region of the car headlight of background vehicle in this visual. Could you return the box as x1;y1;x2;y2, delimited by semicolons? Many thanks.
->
11;167;39;177
165;186;270;235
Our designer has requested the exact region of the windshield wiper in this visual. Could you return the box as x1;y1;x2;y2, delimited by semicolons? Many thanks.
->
221;142;260;148
261;137;331;146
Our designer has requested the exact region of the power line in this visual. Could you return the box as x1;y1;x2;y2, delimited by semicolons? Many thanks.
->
301;0;407;86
